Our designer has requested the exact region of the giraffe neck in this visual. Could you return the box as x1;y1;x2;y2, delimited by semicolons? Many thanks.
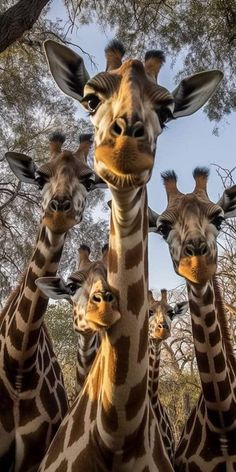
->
148;340;161;407
97;186;149;449
187;277;236;432
1;224;65;378
76;330;100;393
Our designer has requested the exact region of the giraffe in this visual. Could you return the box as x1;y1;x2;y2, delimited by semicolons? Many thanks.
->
151;167;236;471
37;38;223;472
36;253;120;391
0;133;101;471
148;289;188;463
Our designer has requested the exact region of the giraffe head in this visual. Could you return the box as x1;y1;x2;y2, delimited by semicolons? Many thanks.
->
44;40;223;189
36;259;120;332
148;289;188;342
5;133;100;234
151;168;236;285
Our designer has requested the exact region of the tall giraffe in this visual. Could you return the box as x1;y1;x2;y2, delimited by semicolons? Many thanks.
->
152;168;236;471
37;39;222;471
148;289;188;463
0;133;100;471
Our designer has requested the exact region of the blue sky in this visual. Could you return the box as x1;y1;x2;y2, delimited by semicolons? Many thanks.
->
48;2;236;291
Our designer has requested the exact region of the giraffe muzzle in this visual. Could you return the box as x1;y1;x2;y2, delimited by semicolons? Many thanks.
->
49;198;72;213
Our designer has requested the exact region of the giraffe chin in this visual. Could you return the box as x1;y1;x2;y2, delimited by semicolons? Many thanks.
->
86;306;121;331
178;256;216;284
43;214;76;234
95;137;153;187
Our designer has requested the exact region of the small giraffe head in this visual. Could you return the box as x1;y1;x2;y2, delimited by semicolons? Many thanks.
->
36;260;120;332
152;168;236;284
5;133;100;234
148;289;188;342
44;40;222;189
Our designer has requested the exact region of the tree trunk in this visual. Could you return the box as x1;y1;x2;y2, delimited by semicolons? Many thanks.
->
0;0;50;53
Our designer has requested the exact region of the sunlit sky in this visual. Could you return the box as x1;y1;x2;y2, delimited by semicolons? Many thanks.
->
48;2;235;291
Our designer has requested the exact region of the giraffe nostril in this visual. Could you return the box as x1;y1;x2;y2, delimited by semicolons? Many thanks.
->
184;240;208;257
132;122;145;139
110;120;124;137
49;199;59;212
62;200;72;212
199;242;208;256
91;294;102;304
184;244;195;257
91;291;114;304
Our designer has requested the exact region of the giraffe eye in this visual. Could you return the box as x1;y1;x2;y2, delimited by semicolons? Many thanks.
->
149;309;154;317
157;107;173;129
35;172;48;189
211;215;224;231
85;94;101;113
157;221;172;239
167;309;174;319
67;282;78;296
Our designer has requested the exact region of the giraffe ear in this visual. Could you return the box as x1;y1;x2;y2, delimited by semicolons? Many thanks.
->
172;301;188;318
44;40;90;102
5;152;38;185
35;277;72;300
170;70;223;120
217;185;236;219
148;207;159;232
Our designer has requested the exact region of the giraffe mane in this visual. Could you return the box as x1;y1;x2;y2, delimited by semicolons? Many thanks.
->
0;273;51;341
0;274;25;324
213;277;236;374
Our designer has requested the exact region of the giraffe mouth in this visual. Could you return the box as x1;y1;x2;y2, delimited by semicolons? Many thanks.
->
95;136;153;188
155;328;170;340
43;211;76;233
178;256;216;284
86;304;121;331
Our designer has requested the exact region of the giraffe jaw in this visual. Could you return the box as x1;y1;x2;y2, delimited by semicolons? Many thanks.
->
43;213;77;233
95;136;153;188
178;256;217;284
86;304;121;331
154;328;170;340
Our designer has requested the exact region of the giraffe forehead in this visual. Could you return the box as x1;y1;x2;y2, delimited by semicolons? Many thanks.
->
161;195;222;222
85;63;173;104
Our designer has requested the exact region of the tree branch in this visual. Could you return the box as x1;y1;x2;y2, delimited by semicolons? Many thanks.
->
0;0;50;53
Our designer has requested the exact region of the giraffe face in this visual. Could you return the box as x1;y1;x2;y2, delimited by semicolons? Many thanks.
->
157;193;224;284
45;40;223;190
149;301;172;341
5;138;95;235
83;61;173;188
70;261;121;332
40;151;93;233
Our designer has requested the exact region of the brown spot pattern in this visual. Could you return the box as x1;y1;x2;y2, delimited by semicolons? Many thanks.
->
109;247;118;273
125;372;147;421
127;277;144;316
125;241;143;270
137;316;148;363
108;335;130;385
